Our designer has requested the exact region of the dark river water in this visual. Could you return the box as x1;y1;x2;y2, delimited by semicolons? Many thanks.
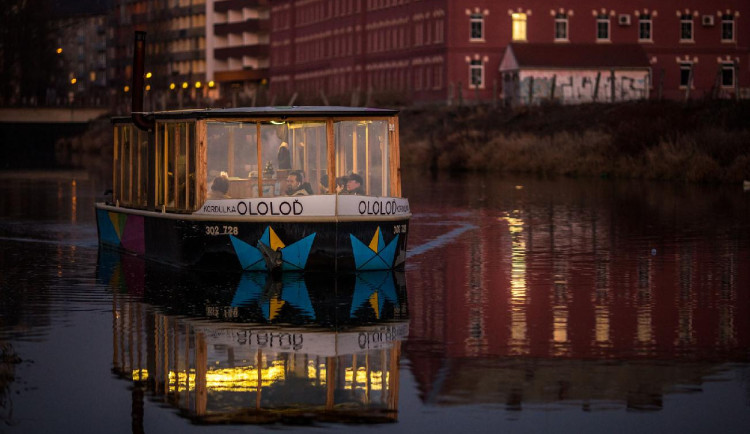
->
1;169;750;433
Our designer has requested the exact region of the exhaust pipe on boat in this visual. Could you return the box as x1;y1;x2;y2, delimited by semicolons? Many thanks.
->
131;31;154;131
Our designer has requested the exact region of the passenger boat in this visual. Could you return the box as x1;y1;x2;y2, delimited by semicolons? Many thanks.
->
96;33;410;273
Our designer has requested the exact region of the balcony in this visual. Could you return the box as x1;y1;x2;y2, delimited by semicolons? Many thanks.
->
214;19;269;36
214;0;269;13
214;68;268;83
214;45;268;61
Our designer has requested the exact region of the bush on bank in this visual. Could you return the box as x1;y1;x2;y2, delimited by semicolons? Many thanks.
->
399;100;750;183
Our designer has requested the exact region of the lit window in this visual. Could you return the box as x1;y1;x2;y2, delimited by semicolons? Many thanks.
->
470;13;483;40
679;62;692;88
596;14;610;40
512;13;527;41
554;13;568;41
721;62;735;87
721;14;735;42
639;13;652;41
680;13;693;41
469;59;483;88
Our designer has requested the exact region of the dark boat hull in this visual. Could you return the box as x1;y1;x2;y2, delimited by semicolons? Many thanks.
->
96;204;409;272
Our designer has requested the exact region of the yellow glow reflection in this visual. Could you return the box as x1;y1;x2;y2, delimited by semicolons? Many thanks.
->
345;367;385;391
135;362;289;392
500;214;528;354
595;306;610;344
70;180;77;223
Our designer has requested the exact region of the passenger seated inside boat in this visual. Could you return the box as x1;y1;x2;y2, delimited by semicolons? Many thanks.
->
342;173;365;195
296;170;313;195
285;171;309;196
208;175;230;199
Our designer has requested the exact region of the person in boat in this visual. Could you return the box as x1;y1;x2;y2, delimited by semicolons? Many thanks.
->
342;173;365;195
295;170;314;195
277;141;291;170
208;175;230;199
285;171;309;196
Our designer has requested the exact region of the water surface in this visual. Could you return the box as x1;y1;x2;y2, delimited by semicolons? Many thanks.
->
1;170;749;433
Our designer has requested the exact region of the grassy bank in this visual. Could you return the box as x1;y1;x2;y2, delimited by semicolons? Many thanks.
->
399;100;750;183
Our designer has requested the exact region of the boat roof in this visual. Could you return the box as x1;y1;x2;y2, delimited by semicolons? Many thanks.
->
114;106;398;123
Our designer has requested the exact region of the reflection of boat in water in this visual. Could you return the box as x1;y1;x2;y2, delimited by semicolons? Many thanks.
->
98;250;408;424
95;33;410;273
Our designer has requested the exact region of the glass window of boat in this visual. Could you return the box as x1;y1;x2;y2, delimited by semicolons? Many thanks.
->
113;123;148;208
206;121;258;199
205;120;327;199
334;120;389;196
156;121;196;211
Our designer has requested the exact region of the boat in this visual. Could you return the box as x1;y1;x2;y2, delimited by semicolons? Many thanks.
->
95;32;410;273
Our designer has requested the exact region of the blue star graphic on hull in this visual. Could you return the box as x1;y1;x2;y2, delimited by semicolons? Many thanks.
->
350;227;399;271
230;226;315;271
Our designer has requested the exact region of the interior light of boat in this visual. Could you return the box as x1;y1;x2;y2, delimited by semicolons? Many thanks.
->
145;72;152;79
208;80;215;88
195;81;202;88
124;85;130;93
270;120;286;125
182;82;188;89
169;83;176;90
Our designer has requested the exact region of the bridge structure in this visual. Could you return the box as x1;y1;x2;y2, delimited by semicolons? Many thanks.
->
0;107;109;124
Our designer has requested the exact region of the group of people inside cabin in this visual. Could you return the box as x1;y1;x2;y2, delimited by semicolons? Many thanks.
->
208;139;367;200
208;171;365;200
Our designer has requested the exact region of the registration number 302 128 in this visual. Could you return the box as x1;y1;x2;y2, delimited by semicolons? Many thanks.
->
205;225;238;236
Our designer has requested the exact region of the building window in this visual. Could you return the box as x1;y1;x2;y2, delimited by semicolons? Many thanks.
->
596;14;610;41
435;20;445;43
470;13;484;40
721;14;735;42
554;13;568;41
469;59;483;88
512;13;527;41
721;62;735;87
680;13;693;41
639;13;652;41
679;62;692;88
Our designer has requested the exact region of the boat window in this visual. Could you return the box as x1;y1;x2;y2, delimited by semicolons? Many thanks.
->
334;120;390;196
206;121;258;199
205;120;328;199
279;121;328;195
113;123;148;208
156;121;196;212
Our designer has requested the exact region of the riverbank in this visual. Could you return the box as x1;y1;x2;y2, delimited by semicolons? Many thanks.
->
399;100;750;183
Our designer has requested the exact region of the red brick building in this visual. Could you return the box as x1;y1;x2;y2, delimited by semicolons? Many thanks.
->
268;0;748;105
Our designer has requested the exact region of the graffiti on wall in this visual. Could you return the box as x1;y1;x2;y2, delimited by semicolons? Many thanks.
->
505;70;649;105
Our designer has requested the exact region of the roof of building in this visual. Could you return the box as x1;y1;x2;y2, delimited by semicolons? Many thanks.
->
500;43;651;71
113;106;399;123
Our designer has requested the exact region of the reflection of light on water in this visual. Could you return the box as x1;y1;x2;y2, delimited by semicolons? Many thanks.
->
501;214;528;354
132;362;387;393
594;306;610;344
552;281;570;356
345;367;385;391
594;257;611;349
637;307;653;345
71;180;77;224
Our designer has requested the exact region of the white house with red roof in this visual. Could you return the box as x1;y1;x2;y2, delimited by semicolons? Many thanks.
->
500;43;652;105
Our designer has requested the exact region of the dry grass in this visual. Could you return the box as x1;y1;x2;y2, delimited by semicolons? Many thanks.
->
400;101;750;183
